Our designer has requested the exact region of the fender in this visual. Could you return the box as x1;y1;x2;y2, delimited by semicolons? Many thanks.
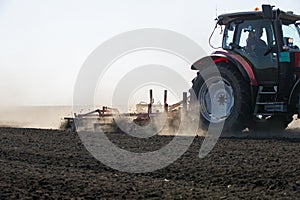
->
191;50;258;86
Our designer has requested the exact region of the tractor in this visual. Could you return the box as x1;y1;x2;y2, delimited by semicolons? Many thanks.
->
191;5;300;132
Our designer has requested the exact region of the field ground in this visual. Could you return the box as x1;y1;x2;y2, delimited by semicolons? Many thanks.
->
0;127;299;199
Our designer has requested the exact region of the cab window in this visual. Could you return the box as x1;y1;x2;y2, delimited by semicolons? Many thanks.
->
236;19;274;49
223;19;274;51
282;24;300;49
223;23;236;49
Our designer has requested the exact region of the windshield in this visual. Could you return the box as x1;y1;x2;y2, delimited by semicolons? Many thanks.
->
282;24;300;48
223;19;274;51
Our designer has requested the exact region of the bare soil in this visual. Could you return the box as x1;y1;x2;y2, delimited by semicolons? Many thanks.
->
0;127;299;199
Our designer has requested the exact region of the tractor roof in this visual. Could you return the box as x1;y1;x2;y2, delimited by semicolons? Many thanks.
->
217;10;300;25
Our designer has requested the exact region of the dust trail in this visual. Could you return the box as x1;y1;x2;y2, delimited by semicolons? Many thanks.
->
158;113;300;139
0;106;73;129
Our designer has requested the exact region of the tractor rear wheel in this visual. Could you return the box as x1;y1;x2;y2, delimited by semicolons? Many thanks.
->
191;64;252;133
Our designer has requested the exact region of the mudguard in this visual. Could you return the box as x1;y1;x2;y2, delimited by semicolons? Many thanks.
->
191;50;258;86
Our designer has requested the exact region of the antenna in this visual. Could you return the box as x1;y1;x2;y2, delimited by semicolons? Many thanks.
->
215;4;218;19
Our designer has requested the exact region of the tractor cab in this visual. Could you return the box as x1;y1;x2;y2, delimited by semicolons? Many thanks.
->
217;6;300;86
191;5;300;133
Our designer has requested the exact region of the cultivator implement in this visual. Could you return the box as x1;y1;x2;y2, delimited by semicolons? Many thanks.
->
64;90;189;133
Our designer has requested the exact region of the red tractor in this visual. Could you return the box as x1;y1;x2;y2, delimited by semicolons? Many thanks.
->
191;5;300;132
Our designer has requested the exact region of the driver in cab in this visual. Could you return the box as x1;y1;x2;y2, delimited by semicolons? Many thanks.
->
246;28;267;56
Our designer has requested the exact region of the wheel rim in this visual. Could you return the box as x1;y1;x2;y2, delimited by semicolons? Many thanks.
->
198;76;234;123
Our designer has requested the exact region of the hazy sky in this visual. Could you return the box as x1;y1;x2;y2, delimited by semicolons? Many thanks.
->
1;0;300;106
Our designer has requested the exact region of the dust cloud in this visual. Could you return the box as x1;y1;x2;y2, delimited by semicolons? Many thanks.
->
0;106;299;140
0;106;73;129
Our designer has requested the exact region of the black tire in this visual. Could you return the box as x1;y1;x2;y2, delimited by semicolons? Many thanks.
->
191;64;252;133
250;114;294;132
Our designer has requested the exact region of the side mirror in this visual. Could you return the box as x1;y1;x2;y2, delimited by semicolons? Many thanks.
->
262;4;272;19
